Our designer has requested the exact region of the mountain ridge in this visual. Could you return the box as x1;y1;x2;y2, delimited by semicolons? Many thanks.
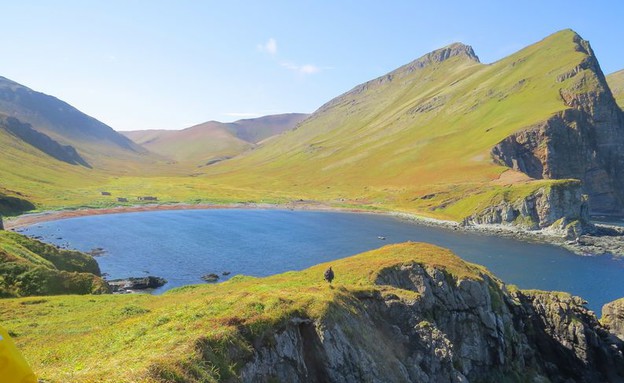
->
0;76;147;166
122;113;308;165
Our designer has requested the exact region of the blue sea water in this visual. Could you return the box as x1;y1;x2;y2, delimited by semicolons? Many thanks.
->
21;209;624;312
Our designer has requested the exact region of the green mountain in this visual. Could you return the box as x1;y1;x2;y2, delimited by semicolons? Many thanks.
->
607;69;624;108
122;113;308;165
0;76;154;170
205;30;624;227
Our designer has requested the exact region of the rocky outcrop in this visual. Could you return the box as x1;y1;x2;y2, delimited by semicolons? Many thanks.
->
107;276;167;293
228;262;624;382
602;298;624;340
463;182;590;238
491;35;624;215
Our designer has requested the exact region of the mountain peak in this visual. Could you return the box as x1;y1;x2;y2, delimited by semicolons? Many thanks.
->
426;42;479;64
381;42;480;81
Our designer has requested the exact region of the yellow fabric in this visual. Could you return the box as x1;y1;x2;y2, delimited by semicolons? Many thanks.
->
0;326;36;383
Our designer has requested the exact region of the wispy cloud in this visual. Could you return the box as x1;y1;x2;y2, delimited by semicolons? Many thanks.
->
257;38;277;55
280;62;321;75
257;38;324;76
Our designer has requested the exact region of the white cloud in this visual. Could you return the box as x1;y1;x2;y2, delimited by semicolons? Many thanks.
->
299;64;320;74
257;38;277;55
257;38;323;75
280;61;321;75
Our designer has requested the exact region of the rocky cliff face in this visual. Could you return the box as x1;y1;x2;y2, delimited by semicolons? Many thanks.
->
602;298;624;341
228;262;624;382
463;182;589;238
491;35;624;215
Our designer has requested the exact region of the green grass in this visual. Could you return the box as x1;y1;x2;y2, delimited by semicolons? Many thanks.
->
0;231;108;297
2;242;490;382
607;69;624;109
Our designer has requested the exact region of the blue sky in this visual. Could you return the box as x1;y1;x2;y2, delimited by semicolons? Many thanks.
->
1;1;622;131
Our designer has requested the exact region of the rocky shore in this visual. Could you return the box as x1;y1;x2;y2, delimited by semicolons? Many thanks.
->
391;210;624;257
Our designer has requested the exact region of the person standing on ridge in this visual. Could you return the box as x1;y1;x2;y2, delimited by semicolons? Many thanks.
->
324;266;334;284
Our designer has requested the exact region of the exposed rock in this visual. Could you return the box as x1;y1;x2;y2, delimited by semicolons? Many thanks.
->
491;35;624;216
399;43;480;73
86;247;106;257
602;298;624;340
107;276;167;293
202;273;220;282
463;182;590;238
228;262;624;382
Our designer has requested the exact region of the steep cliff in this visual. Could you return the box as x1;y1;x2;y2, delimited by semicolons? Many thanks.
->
491;34;624;215
144;243;624;383
7;242;624;382
463;181;590;238
602;298;624;340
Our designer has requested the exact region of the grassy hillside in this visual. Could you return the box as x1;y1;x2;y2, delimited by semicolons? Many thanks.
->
0;76;173;173
198;30;607;221
0;230;108;297
122;113;308;166
607;69;624;108
123;121;252;165
2;242;488;382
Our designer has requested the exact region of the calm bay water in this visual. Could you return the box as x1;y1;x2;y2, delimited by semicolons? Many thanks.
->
21;209;624;312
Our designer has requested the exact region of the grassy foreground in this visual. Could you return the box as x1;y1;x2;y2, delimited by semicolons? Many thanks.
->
3;242;487;382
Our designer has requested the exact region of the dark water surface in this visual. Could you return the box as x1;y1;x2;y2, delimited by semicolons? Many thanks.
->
22;209;624;312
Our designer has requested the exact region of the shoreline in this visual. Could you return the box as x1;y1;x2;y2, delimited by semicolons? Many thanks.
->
5;201;624;257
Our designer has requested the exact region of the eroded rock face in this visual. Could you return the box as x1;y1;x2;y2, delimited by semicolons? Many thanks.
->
491;35;624;215
235;263;624;382
463;183;589;238
602;298;624;341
